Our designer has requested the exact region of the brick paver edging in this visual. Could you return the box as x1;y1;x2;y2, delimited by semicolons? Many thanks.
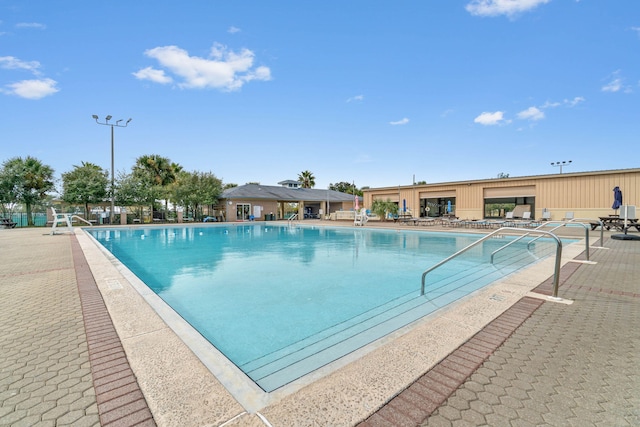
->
357;296;545;427
70;235;156;427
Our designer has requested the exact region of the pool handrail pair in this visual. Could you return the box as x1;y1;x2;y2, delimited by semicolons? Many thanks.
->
421;227;563;298
524;218;604;262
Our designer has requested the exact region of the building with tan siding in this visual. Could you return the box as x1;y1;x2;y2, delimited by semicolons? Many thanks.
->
362;168;640;222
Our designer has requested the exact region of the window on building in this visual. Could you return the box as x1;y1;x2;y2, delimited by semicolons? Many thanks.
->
484;197;535;219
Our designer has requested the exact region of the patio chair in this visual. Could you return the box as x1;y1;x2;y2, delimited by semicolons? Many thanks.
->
563;212;574;221
541;211;551;221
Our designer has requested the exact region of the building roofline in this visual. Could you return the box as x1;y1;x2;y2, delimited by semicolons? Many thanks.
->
365;167;640;191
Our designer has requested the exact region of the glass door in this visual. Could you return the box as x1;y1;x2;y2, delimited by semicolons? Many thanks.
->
236;204;251;221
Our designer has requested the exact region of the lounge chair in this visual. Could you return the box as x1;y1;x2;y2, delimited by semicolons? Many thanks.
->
50;207;92;235
541;211;551;221
503;211;516;227
417;217;436;226
563;212;574;221
512;211;533;227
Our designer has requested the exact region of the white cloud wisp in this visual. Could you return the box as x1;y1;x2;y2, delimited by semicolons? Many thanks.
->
466;0;550;18
474;111;509;125
389;118;409;125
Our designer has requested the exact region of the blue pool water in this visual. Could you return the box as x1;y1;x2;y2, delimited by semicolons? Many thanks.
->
87;224;557;391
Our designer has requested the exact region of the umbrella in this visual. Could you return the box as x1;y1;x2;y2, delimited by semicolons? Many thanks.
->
447;200;452;213
354;194;359;211
612;186;622;211
403;199;406;213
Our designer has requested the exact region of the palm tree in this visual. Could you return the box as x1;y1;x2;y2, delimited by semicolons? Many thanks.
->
298;170;316;188
133;155;177;217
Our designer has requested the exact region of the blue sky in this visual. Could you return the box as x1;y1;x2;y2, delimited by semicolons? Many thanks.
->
1;0;639;190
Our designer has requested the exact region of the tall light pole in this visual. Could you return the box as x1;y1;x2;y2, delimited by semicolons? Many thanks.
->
551;160;572;174
92;115;132;225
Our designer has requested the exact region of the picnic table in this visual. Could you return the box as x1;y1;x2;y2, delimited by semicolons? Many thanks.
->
1;218;17;229
595;216;639;231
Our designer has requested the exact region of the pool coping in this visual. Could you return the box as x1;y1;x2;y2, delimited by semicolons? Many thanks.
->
75;224;588;426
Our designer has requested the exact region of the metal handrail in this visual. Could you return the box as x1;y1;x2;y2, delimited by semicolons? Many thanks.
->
72;215;93;226
525;219;601;261
288;213;298;224
421;227;563;298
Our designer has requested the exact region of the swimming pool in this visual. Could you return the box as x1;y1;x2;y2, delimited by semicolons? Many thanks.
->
87;224;556;392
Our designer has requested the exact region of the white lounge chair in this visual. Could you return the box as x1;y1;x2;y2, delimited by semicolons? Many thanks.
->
564;211;574;221
50;207;92;235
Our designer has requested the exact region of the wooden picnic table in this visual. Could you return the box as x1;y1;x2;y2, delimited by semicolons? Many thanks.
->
596;216;639;231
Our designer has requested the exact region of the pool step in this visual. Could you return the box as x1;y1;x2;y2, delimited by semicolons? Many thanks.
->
241;259;518;392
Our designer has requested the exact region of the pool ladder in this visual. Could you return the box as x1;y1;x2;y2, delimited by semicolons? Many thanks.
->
421;228;563;299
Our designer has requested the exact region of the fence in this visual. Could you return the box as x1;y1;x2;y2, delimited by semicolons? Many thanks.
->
3;212;48;227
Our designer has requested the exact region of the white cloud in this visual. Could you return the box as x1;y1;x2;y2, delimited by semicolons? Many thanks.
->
631;26;640;37
132;67;173;84
474;111;509;125
542;96;585;109
541;100;561;108
564;96;585;107
2;78;58;99
135;43;271;91
346;95;364;103
354;154;373;163
601;70;633;93
15;22;46;30
517;106;544;121
0;56;42;75
466;0;550;18
389;118;409;125
602;77;622;92
0;56;59;99
228;26;241;34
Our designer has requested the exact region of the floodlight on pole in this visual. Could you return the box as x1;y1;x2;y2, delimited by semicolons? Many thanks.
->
92;115;132;225
551;160;572;174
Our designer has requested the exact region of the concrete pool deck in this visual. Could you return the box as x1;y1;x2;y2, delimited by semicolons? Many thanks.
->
1;222;638;426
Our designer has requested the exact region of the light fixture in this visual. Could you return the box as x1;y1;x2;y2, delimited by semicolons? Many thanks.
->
92;114;132;225
550;160;572;174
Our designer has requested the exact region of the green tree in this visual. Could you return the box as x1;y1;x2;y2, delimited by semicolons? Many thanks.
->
172;171;222;220
61;162;109;217
371;198;398;222
298;170;315;188
115;171;149;220
0;165;20;218
329;181;362;196
0;156;55;226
